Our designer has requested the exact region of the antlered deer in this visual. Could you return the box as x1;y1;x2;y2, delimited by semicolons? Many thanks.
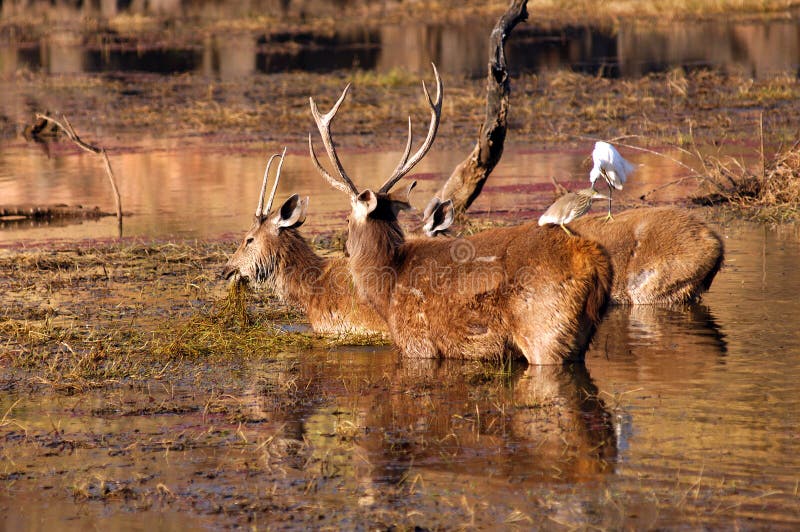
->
221;149;386;335
569;207;724;305
308;65;612;365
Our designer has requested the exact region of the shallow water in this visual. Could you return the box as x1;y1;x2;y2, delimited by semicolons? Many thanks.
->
3;3;800;79
2;222;800;528
0;137;705;244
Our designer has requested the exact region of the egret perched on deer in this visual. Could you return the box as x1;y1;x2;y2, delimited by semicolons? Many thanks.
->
538;188;609;236
589;141;635;221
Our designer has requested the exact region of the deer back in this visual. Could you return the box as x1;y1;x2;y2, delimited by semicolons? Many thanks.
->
569;206;724;304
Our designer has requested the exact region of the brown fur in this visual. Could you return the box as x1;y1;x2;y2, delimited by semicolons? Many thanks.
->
223;220;386;335
346;194;612;365
569;206;724;305
308;69;610;363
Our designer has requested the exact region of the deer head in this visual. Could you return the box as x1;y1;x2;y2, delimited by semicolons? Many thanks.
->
308;64;443;258
222;148;309;284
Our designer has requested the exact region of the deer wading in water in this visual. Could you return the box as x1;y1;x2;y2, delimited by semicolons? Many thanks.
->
431;197;722;306
221;149;387;335
567;207;723;305
308;65;613;365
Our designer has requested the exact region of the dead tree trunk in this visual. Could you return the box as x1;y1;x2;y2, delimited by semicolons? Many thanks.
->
434;0;528;215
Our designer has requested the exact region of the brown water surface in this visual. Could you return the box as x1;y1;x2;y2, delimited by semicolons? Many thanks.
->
1;221;800;528
0;137;704;244
3;2;800;79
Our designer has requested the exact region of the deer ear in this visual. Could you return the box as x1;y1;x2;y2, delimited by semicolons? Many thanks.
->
423;199;454;236
276;194;308;229
422;197;441;221
386;181;417;215
354;189;378;219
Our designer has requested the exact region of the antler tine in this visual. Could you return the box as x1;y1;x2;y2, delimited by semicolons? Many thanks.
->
379;63;443;194
387;117;414;186
256;153;281;218
263;146;288;217
308;84;359;198
308;133;356;196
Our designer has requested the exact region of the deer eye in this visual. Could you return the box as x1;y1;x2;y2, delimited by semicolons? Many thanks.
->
245;237;254;245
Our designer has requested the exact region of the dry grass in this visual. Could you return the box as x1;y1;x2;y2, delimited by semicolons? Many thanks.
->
531;0;800;21
13;67;800;156
693;141;800;222
0;240;388;393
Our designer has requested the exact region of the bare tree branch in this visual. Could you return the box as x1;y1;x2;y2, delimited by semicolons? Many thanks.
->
36;114;123;236
435;0;528;215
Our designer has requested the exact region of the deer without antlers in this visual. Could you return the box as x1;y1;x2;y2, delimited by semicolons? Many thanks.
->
221;149;386;336
568;206;724;305
308;65;613;365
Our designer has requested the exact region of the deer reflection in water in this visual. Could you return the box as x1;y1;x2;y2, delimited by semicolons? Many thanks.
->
237;301;729;501
240;354;617;504
592;303;728;381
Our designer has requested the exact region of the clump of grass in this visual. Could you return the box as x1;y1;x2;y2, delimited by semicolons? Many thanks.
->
694;140;800;222
150;279;388;361
0;241;391;393
150;282;314;361
325;331;391;347
215;279;253;328
459;217;511;236
0;318;158;392
350;68;417;88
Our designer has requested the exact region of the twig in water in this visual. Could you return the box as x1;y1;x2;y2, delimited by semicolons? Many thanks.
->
36;113;123;237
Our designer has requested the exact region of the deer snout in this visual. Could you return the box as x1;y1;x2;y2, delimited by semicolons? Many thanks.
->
221;264;238;280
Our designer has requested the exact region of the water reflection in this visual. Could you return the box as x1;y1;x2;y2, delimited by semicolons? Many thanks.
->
2;221;800;527
619;19;800;78
0;139;703;243
578;223;800;528
591;303;728;382
245;353;616;491
2;2;800;78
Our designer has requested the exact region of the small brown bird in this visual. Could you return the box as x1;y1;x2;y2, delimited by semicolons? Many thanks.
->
538;188;610;236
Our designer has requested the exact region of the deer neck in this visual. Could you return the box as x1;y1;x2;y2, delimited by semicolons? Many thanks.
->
271;230;326;310
347;218;405;319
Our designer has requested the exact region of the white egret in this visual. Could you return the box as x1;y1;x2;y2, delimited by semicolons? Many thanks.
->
589;141;635;221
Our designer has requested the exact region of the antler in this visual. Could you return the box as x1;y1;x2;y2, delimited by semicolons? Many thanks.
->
256;153;282;219
308;84;360;198
263;146;288;216
379;63;443;194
